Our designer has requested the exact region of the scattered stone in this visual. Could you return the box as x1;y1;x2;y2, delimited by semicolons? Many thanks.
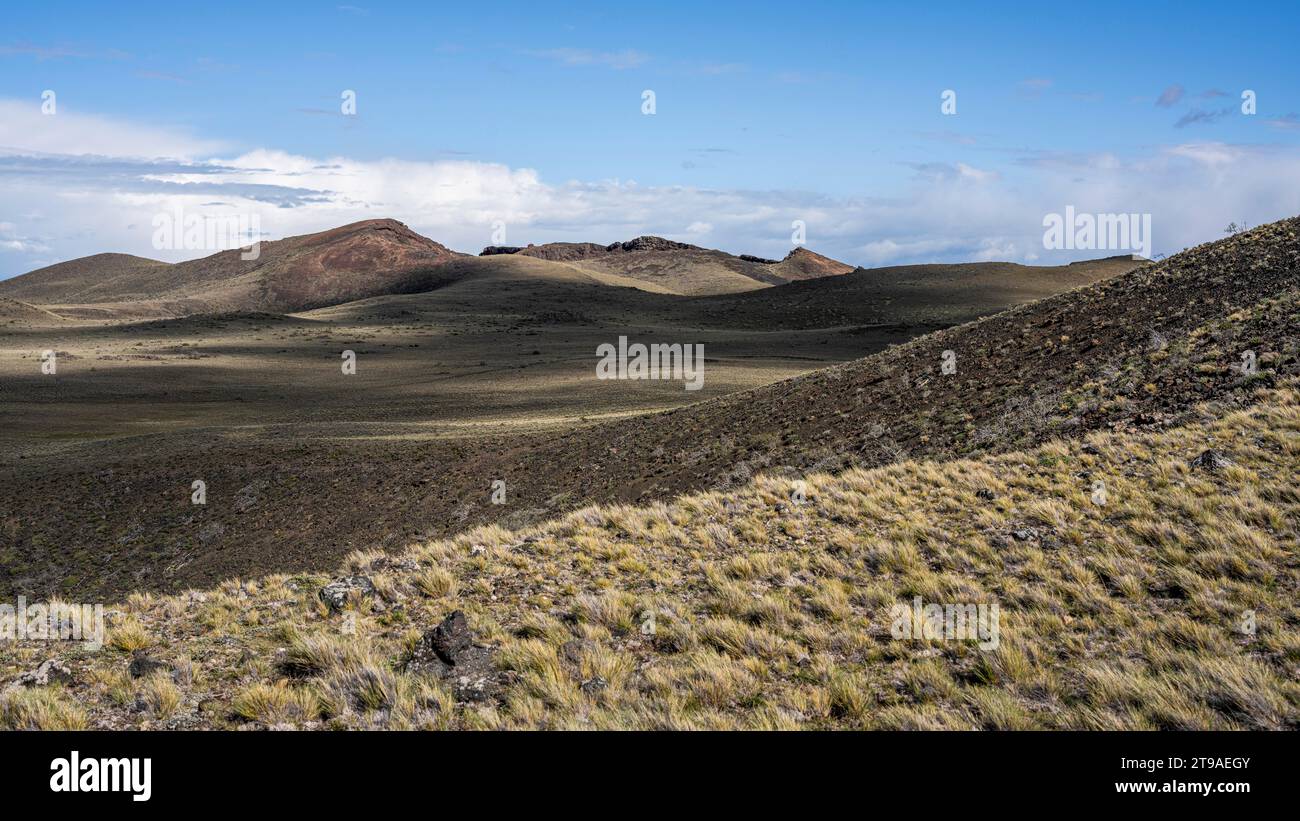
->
233;479;270;513
1190;449;1234;472
128;651;168;679
11;659;73;689
318;575;375;613
1011;528;1039;542
580;676;607;695
197;522;226;544
370;556;418;573
1081;443;1101;455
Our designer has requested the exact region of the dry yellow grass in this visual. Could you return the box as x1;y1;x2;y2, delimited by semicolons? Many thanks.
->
2;383;1297;730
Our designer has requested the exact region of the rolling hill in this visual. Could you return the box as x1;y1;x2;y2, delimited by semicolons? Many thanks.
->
0;214;1283;601
0;298;69;327
487;220;1297;510
0;219;465;316
767;247;856;281
0;224;859;315
485;236;856;295
3;218;1110;320
0;253;170;304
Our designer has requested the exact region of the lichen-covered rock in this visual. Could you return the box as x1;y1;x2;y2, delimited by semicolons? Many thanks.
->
405;611;504;703
318;575;375;613
10;659;73;689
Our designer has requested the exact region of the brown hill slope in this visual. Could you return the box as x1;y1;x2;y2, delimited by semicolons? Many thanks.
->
484;236;856;295
0;298;68;326
547;247;785;295
768;247;856;280
0;219;465;315
690;255;1143;329
0;253;168;303
4;224;856;313
320;253;1143;334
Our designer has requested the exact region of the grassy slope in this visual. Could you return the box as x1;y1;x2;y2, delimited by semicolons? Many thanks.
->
2;379;1295;730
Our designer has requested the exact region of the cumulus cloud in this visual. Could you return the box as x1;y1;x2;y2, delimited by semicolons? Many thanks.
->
2;101;1300;277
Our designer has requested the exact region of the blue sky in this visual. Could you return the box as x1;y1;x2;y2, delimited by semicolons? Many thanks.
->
2;0;1299;277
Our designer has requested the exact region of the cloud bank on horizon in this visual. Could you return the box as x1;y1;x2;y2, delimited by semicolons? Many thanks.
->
2;0;1299;277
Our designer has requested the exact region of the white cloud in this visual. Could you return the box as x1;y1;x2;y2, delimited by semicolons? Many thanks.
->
2;100;1300;278
0;100;226;160
523;48;649;70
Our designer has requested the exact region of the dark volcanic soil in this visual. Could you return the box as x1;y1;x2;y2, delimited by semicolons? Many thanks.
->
5;223;1285;601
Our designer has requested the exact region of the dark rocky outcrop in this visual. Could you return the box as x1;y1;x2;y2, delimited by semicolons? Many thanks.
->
605;236;700;254
405;611;504;703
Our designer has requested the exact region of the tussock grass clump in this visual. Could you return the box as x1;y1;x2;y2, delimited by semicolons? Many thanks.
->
107;615;153;653
137;673;182;720
0;687;89;730
232;682;321;725
277;629;373;679
414;566;456;599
